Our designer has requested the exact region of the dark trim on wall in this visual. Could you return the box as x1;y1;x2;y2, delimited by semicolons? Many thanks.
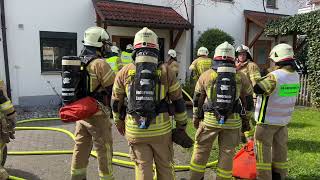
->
0;0;11;98
190;0;194;65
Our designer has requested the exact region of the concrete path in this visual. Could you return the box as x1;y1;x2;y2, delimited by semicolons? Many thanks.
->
5;108;216;180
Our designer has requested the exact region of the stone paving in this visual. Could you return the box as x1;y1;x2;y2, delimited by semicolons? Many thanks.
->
4;106;216;180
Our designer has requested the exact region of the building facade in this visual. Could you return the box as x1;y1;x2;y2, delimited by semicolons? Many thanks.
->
0;0;299;106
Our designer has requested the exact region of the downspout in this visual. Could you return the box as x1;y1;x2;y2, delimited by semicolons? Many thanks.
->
190;0;194;65
0;0;11;98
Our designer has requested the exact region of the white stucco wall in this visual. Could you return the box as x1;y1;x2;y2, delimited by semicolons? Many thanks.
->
0;22;5;83
298;3;320;13
5;0;96;104
3;0;299;105
194;0;299;47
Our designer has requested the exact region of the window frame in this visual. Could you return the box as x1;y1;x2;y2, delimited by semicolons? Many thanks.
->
40;31;77;74
266;0;277;9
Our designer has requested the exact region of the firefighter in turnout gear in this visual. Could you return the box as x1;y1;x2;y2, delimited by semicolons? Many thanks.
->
236;45;261;140
189;47;213;80
121;44;134;66
166;49;179;77
0;80;16;180
112;27;190;180
70;27;115;180
106;46;122;73
190;42;254;180
254;44;300;180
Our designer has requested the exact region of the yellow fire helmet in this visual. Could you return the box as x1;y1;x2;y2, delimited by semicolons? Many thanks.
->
269;43;295;63
83;26;110;48
213;41;235;61
133;27;159;50
197;47;209;56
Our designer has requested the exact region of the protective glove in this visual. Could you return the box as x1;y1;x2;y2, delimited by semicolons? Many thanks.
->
172;128;194;148
7;119;16;140
193;117;201;129
115;120;125;136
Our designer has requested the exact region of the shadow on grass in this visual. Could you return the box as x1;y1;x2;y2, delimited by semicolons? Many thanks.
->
7;168;41;180
288;139;320;153
288;122;312;129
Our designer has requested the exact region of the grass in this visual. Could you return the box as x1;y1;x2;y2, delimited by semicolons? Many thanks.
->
186;107;320;180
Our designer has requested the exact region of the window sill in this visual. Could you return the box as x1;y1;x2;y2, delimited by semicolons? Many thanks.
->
266;6;278;10
41;71;62;75
215;0;234;4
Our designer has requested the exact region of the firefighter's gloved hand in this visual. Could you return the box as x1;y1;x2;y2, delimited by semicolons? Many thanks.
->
193;117;201;129
7;119;16;129
172;128;194;148
241;116;251;133
7;119;16;140
115;120;125;136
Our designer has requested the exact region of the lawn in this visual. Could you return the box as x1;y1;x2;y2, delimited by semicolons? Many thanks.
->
186;107;320;180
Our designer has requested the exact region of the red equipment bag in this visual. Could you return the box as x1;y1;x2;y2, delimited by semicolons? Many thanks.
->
59;97;99;122
232;140;256;179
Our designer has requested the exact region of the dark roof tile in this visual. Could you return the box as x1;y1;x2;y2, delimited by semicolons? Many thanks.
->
94;0;192;29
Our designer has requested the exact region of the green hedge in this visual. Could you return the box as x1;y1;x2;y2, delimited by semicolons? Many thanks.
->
195;29;234;57
265;10;320;108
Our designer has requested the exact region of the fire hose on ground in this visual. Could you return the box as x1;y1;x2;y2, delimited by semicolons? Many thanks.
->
7;90;218;180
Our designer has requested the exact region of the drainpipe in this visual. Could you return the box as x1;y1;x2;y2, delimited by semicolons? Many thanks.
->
190;0;194;65
0;0;11;98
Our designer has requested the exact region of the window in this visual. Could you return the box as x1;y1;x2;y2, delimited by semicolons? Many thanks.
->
266;0;277;9
40;31;77;73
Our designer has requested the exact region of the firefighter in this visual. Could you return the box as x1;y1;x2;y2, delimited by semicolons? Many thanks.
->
235;44;261;140
0;80;16;180
166;49;179;77
190;42;254;180
70;26;115;180
254;44;300;180
112;27;190;180
106;45;122;73
121;44;134;66
189;46;213;80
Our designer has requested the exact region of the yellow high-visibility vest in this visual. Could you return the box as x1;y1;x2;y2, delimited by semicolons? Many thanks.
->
106;56;120;73
121;51;133;66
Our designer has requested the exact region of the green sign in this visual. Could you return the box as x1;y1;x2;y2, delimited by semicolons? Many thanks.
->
279;84;300;97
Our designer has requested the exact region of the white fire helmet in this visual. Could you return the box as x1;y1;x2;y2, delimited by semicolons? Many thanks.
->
168;49;177;58
133;27;159;50
197;47;209;56
126;44;134;51
111;46;120;54
269;43;295;63
213;42;235;61
236;44;253;60
83;26;110;48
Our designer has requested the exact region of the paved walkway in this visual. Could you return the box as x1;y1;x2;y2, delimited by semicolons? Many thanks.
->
5;107;216;180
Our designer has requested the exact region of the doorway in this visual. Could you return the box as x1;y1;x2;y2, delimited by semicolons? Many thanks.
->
253;40;272;71
112;35;165;61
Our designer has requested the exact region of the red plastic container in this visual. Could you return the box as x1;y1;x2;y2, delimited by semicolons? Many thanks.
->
232;140;256;179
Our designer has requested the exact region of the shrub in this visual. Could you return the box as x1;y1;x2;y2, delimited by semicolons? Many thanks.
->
195;29;235;57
